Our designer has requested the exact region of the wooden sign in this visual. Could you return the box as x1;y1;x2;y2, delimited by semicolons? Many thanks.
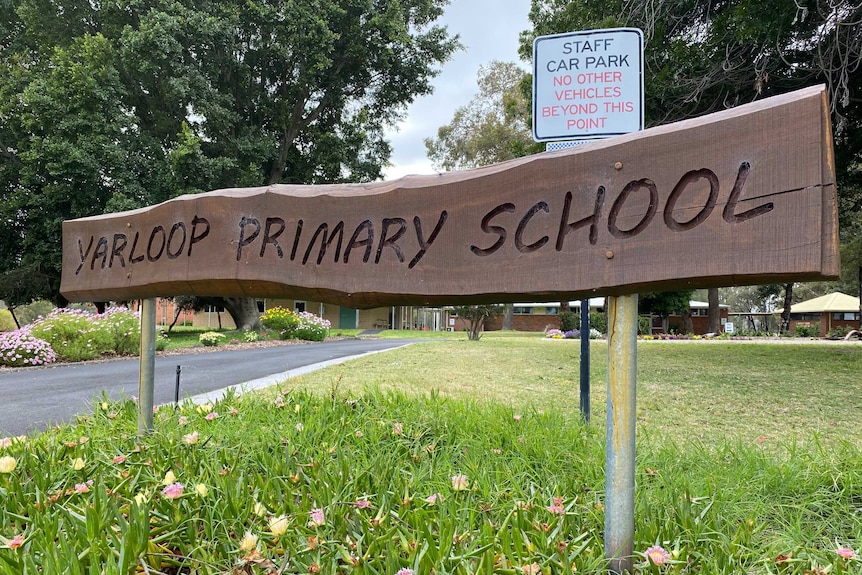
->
61;86;839;308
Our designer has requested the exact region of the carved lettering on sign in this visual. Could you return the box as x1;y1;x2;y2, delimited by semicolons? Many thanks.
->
59;86;839;307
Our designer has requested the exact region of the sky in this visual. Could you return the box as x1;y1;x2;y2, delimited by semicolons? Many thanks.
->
381;0;532;180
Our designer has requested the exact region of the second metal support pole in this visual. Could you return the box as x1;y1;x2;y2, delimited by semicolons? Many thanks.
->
579;298;590;423
605;294;638;574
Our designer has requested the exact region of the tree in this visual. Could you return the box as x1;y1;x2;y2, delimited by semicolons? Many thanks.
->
425;61;540;171
521;0;862;321
639;291;694;333
452;304;504;341
0;0;459;328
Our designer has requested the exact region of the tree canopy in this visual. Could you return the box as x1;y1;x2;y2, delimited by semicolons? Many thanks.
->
424;60;539;171
0;0;459;321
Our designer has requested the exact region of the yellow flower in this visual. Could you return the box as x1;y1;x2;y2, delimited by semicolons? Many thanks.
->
72;458;85;471
253;502;269;517
134;492;148;505
269;515;289;536
163;470;177;485
0;456;17;474
195;483;208;498
239;531;258;553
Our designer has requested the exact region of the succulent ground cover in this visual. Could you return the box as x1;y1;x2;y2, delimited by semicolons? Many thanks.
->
1;337;861;573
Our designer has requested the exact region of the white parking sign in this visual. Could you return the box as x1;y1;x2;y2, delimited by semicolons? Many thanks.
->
532;28;643;142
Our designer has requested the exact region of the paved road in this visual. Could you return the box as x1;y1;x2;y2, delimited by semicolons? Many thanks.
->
0;338;422;436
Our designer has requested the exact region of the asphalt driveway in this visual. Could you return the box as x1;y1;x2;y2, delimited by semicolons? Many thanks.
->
0;338;421;436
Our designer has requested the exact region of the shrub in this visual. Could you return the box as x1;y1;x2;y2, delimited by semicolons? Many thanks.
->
638;315;652;335
589;311;607;335
0;329;56;367
199;332;225;346
261;307;330;341
29;309;113;362
155;329;169;351
0;309;16;332
28;307;140;362
260;306;300;333
558;311;578;332
293;311;331;341
795;323;820;338
95;307;140;356
243;330;260;343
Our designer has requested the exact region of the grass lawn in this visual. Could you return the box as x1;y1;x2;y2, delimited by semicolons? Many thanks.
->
283;335;862;447
1;334;861;574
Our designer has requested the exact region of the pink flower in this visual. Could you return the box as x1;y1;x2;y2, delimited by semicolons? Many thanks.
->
837;547;857;560
645;545;671;566
351;499;371;509
425;493;441;504
229;408;239;416
8;534;24;549
74;480;93;493
161;482;184;499
0;437;11;449
112;455;127;464
309;507;325;527
204;412;218;421
546;496;565;514
178;416;189;425
395;569;415;575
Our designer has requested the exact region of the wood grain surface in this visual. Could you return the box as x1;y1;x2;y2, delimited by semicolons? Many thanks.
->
61;86;839;308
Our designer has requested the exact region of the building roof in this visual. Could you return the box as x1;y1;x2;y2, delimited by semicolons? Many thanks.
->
782;292;861;314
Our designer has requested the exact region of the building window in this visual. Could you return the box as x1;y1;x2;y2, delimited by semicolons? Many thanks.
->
205;305;224;313
834;312;860;321
294;301;306;313
257;300;265;313
513;307;532;315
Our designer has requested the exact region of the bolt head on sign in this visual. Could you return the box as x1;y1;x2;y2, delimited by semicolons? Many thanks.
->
532;28;644;142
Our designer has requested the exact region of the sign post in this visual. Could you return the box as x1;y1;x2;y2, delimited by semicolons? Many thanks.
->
138;298;156;437
534;29;645;571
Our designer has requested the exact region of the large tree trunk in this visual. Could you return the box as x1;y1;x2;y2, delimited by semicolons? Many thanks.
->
221;297;261;331
502;304;514;330
780;283;793;334
707;288;721;333
681;309;694;334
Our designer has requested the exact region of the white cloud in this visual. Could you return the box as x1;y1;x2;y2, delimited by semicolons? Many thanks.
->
382;0;531;180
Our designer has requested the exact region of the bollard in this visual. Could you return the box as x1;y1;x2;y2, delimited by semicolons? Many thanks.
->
138;298;156;437
605;293;638;574
579;298;591;423
175;365;182;407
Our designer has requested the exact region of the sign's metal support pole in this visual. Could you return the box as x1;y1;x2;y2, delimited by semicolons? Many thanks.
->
579;298;590;423
138;298;156;437
605;293;638;574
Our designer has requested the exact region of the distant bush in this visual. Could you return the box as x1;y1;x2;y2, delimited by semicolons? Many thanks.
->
794;323;820;338
199;332;225;347
0;310;16;332
260;306;300;334
638;315;652;335
0;329;56;367
29;307;140;362
261;307;330;341
558;311;578;332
